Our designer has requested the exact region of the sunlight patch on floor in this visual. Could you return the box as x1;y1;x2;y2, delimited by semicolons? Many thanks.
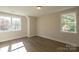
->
0;42;27;53
0;46;9;52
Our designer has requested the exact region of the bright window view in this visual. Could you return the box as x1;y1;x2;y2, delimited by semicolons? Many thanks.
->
61;13;76;33
0;16;21;32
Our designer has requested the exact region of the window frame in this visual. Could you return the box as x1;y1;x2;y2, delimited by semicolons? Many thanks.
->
0;16;21;32
60;12;77;33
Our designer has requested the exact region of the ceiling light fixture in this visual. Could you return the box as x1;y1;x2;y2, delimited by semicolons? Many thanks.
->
36;6;42;10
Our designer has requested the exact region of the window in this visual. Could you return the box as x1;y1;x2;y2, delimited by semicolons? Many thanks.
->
0;16;21;32
61;13;76;33
11;17;21;31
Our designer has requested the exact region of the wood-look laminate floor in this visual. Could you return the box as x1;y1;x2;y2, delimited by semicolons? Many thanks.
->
0;36;78;52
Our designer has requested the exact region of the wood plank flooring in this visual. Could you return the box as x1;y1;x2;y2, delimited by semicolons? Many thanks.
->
0;36;78;52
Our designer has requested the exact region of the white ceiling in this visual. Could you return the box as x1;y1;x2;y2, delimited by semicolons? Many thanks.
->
0;6;75;17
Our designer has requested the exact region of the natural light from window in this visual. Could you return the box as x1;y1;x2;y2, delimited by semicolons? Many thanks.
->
0;42;27;53
61;12;76;33
0;16;21;32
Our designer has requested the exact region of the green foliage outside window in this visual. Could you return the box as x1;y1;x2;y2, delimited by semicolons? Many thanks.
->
61;13;76;33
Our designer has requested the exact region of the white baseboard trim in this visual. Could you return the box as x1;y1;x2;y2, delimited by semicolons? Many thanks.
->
27;34;37;37
37;34;78;47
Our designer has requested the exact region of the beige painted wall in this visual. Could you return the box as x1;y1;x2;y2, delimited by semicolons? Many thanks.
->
26;16;37;37
29;16;37;37
37;7;79;46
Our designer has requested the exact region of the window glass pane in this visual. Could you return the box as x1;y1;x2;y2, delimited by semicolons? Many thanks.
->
12;17;21;31
61;13;76;33
0;16;21;32
0;16;11;31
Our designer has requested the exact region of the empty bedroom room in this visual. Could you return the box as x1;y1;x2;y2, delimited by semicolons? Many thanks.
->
0;6;78;52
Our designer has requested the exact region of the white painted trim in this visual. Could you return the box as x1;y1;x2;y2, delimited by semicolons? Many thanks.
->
37;34;78;47
27;34;36;37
